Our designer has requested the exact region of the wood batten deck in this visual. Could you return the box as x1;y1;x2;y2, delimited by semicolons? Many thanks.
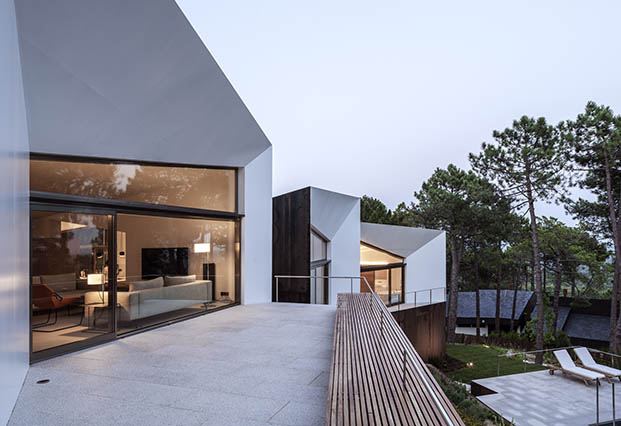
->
327;293;464;426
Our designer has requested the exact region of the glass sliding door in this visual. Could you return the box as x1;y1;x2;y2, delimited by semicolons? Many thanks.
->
360;242;405;306
310;264;329;304
31;209;114;355
116;213;239;334
29;155;242;361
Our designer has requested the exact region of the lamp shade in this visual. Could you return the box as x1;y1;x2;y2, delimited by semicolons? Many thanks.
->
193;243;210;254
87;273;105;285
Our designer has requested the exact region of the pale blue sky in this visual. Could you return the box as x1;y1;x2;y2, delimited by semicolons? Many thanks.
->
177;0;621;222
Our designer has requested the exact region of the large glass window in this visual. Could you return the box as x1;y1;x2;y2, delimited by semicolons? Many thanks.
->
360;243;404;306
311;231;327;262
30;156;241;360
116;214;239;334
360;266;404;306
31;158;236;212
31;210;114;353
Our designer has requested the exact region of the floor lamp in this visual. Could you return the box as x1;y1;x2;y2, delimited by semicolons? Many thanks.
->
193;243;211;281
87;273;106;303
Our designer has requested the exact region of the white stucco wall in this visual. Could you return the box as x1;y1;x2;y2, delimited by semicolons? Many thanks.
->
327;201;361;305
239;147;273;304
403;232;446;305
0;1;30;423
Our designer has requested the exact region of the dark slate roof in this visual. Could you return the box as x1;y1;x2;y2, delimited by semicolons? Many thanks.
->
532;304;572;332
564;313;610;343
455;290;534;320
556;306;571;330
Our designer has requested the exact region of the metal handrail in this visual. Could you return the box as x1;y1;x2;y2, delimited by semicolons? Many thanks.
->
389;286;447;310
274;274;457;426
274;275;364;304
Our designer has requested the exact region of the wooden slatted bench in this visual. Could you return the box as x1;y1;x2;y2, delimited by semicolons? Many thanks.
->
326;293;464;426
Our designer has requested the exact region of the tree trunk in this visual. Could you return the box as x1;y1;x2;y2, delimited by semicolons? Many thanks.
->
552;258;562;334
571;275;576;297
526;177;544;364
603;157;621;352
475;249;481;341
447;234;462;343
543;262;547;295
495;256;502;334
511;266;520;332
530;262;535;292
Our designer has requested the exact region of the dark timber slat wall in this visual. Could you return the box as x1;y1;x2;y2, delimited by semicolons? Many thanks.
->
327;293;464;426
272;187;311;302
392;303;446;362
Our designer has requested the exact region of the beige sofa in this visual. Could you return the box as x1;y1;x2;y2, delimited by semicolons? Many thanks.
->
85;276;213;322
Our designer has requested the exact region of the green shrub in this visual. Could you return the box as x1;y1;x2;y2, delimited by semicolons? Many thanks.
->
554;331;571;348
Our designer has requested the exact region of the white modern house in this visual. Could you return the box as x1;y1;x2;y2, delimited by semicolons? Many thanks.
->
1;1;457;424
1;0;272;422
361;222;446;306
272;189;447;309
272;187;360;305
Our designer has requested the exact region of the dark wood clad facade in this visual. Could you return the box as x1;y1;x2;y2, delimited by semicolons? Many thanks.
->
393;303;446;362
272;187;311;303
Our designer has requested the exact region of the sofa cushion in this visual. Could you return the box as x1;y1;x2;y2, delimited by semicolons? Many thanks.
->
129;277;164;292
40;272;76;292
165;275;196;287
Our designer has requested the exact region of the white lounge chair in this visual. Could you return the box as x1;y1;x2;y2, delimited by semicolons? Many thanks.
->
550;349;605;386
574;347;621;381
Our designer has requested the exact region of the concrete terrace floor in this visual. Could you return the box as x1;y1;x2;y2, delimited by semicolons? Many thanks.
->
9;303;335;426
474;369;621;426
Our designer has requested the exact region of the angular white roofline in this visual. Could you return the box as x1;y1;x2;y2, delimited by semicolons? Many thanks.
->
310;187;359;241
360;222;444;258
15;0;271;167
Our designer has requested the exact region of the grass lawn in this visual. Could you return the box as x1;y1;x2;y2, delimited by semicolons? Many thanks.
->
445;344;547;384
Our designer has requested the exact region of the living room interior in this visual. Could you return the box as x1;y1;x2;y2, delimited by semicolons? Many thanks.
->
30;158;241;357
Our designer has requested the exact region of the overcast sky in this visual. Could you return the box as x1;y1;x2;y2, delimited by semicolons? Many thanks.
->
177;0;621;222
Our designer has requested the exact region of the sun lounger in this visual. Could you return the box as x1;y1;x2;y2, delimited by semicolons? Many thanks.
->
574;347;621;381
551;349;605;386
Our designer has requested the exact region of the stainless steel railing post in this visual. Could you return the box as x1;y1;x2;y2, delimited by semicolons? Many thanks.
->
613;381;616;426
596;379;600;426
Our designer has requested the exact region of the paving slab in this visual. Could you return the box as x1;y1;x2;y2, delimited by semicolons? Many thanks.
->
474;369;621;426
9;303;335;426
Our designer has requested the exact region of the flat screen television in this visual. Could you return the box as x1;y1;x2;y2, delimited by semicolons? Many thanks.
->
141;247;189;280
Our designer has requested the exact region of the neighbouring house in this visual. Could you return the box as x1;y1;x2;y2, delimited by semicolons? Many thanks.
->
272;186;361;304
533;297;612;348
453;290;536;336
1;0;273;422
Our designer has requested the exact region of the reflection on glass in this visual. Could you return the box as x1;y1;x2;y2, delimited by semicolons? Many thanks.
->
310;265;329;304
116;214;238;334
390;267;403;305
311;231;327;262
31;211;113;353
360;243;403;266
375;269;389;304
31;159;236;212
360;266;404;306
